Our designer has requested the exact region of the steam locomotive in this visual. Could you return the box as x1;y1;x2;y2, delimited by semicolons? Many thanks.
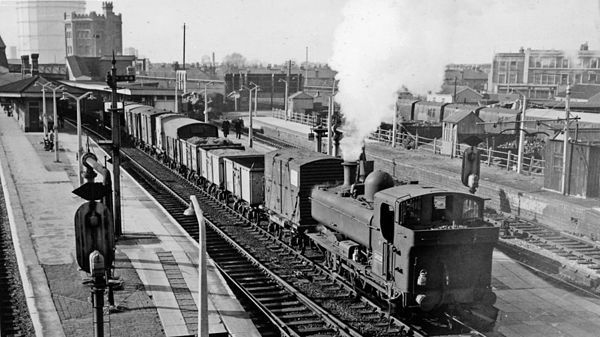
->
122;103;499;329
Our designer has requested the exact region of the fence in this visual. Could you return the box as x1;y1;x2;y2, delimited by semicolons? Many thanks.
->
367;127;545;176
268;112;546;176
272;110;318;127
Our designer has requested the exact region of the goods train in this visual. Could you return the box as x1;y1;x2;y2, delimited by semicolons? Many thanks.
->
122;103;499;329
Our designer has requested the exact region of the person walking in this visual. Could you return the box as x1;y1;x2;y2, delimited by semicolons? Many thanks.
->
235;117;244;139
222;119;230;138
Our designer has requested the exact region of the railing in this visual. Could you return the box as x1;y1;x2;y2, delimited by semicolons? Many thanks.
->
272;109;318;127
367;127;545;176
269;112;546;176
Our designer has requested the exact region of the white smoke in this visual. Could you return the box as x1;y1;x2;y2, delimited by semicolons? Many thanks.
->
330;0;453;161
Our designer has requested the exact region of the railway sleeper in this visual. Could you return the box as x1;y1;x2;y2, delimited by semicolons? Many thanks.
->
296;325;335;334
284;319;324;327
264;303;304;312
250;290;288;297
245;285;281;292
257;295;296;304
281;312;319;320
227;271;264;278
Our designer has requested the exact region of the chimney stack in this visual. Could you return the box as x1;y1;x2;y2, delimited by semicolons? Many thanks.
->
20;55;30;77
30;53;39;76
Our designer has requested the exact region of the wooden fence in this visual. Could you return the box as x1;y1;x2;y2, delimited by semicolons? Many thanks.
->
272;110;318;126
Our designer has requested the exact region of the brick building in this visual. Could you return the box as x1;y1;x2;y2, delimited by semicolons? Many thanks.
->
65;2;122;57
489;43;600;99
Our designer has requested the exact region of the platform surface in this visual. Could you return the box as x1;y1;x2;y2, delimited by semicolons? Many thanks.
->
0;112;260;337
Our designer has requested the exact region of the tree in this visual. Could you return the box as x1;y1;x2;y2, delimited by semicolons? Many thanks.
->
222;53;246;72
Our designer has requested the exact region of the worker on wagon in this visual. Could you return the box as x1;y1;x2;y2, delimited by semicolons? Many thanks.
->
222;119;230;138
235;117;244;139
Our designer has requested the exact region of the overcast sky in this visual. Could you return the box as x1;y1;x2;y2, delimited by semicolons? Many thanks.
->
0;0;599;66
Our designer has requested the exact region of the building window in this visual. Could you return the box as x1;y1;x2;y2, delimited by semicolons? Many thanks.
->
534;58;541;68
561;73;569;84
575;73;582;83
592;59;598;68
534;73;541;84
498;73;506;84
510;60;518;70
509;72;517;83
498;61;507;71
562;58;569;68
589;72;597;83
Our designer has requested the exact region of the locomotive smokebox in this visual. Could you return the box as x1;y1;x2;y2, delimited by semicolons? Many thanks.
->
342;161;358;187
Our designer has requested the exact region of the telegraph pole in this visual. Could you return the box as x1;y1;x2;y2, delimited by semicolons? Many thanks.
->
561;84;571;195
110;55;122;237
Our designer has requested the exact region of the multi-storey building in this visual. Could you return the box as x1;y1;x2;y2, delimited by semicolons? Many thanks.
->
489;43;600;99
16;0;86;64
64;2;122;57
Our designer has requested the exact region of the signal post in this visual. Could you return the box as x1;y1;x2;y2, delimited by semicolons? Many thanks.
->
73;156;115;337
105;53;135;237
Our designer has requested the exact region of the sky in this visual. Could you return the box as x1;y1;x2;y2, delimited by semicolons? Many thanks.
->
0;0;599;66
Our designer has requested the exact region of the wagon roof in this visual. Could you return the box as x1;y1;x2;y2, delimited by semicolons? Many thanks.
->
130;105;164;116
124;103;146;112
266;148;343;167
186;136;240;146
163;117;205;134
225;155;265;169
157;113;185;122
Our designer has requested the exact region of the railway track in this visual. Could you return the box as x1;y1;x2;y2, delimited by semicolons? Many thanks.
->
0;171;35;337
486;213;600;291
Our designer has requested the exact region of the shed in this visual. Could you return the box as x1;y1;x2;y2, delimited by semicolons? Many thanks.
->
544;132;600;198
441;110;485;156
288;91;314;115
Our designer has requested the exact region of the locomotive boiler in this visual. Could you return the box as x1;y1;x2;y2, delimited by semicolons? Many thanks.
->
307;160;499;328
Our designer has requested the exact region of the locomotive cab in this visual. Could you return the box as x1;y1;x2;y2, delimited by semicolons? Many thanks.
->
373;185;498;324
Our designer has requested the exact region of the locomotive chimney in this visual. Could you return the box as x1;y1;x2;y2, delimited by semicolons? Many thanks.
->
342;161;358;187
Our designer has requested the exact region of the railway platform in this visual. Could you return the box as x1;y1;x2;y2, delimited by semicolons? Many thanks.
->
0;113;260;337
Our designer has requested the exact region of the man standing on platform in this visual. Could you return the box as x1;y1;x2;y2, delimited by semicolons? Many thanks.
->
235;117;244;139
222;119;230;138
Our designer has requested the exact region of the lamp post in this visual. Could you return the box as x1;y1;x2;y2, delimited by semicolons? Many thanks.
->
51;85;65;162
203;81;214;123
183;196;208;337
515;93;527;174
278;79;289;121
36;81;54;137
249;81;258;118
61;91;95;186
243;84;259;148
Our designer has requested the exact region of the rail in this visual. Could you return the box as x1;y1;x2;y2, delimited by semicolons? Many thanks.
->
366;127;546;175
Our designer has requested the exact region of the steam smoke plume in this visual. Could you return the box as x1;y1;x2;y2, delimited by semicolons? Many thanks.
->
330;0;452;161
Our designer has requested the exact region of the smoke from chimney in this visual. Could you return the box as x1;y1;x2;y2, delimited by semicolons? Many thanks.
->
329;0;453;161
